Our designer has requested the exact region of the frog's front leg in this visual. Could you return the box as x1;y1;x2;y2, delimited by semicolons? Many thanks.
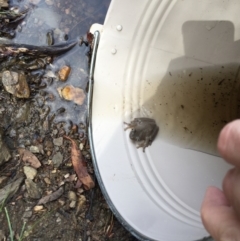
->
123;121;135;131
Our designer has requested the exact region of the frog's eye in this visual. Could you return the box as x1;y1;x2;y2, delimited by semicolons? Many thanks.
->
137;119;142;124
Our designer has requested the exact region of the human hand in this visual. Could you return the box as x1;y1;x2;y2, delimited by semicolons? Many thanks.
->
201;120;240;241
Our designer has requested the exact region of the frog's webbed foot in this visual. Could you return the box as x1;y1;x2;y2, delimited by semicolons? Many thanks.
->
136;140;150;152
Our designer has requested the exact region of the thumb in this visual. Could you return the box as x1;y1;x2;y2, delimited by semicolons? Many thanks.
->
201;186;240;241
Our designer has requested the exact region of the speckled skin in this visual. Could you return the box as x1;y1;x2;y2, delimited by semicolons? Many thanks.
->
124;118;159;152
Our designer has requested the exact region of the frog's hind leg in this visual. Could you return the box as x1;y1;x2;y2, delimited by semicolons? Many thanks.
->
136;140;148;152
136;144;146;152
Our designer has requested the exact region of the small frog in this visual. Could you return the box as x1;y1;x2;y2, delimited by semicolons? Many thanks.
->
124;118;159;152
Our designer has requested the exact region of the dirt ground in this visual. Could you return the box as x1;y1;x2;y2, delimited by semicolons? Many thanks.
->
0;0;139;240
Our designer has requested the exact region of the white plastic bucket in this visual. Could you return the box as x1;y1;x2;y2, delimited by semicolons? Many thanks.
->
88;1;240;240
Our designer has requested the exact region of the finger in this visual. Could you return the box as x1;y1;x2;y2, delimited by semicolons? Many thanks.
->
201;186;240;241
223;167;240;217
217;119;240;168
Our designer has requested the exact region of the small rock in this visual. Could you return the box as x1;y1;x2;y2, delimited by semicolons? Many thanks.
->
53;137;63;146
29;146;40;153
25;179;42;199
77;188;84;194
76;195;86;213
9;129;17;138
58;199;65;206
56;217;61;223
68;191;77;201
43;177;51;185
23;210;32;218
38;145;44;154
33;205;44;212
64;173;70;179
69;200;76;208
58;66;71;81
15;103;30;123
53;129;58;135
58;85;86;105
79;143;84;150
23;166;37;180
0;128;11;166
2;70;18;86
52;152;63;168
44;139;54;152
2;71;30;98
18;148;41;169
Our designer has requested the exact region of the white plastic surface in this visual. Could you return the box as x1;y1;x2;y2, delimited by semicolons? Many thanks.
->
91;0;239;240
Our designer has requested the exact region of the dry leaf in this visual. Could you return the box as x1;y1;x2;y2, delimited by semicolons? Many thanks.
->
58;85;85;105
18;148;41;168
64;136;94;190
38;187;64;205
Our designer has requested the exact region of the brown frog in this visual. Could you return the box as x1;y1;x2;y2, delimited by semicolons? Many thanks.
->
124;117;159;152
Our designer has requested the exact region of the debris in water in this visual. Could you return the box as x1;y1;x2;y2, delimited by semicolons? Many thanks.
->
58;85;85;105
0;40;78;57
0;7;28;38
58;65;71;81
46;30;54;46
